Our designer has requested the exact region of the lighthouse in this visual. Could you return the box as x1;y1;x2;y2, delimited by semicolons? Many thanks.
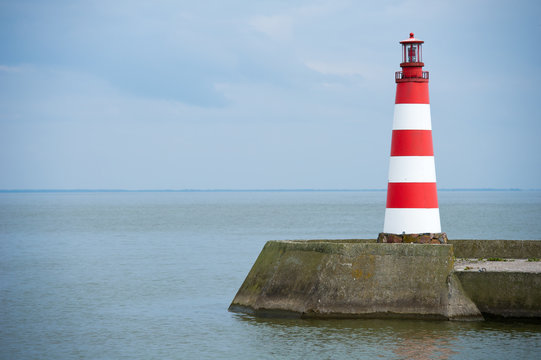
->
378;33;447;244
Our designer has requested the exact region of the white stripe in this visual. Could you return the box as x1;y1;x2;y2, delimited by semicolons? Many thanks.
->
393;104;432;130
383;208;441;234
388;156;436;182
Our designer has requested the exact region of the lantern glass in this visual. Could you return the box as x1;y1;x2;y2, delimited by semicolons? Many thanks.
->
402;43;422;63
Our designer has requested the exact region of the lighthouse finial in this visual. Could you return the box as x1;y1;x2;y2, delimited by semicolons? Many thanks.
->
410;32;414;38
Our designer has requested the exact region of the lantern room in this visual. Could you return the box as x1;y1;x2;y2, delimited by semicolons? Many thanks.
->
396;32;428;83
400;33;424;65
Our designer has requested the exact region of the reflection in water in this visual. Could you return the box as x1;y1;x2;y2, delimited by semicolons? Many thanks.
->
393;335;457;360
233;314;541;360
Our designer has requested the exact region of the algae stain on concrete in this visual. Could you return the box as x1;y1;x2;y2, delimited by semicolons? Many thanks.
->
351;255;375;280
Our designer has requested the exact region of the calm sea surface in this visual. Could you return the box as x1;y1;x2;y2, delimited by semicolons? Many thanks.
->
1;190;540;359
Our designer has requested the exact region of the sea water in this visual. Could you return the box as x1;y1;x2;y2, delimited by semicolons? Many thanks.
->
1;190;540;359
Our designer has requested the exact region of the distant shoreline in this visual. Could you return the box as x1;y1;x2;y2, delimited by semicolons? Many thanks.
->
0;188;537;193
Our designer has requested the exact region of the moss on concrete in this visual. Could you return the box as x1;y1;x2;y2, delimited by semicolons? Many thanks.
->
448;240;541;259
229;240;481;320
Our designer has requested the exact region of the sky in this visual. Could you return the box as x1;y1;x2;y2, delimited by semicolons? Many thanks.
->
1;0;540;190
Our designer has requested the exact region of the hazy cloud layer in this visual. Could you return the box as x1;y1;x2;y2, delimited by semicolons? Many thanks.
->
1;0;540;189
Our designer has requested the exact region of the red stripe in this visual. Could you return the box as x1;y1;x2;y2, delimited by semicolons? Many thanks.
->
386;182;439;208
395;82;429;104
391;130;433;156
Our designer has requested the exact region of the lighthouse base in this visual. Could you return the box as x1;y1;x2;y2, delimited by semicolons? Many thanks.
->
378;232;448;244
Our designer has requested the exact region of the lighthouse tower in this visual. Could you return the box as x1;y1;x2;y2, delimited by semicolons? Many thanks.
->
378;33;447;244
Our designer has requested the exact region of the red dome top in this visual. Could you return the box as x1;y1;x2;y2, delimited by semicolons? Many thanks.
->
400;32;424;44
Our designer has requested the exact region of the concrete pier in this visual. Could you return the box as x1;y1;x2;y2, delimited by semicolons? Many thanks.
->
229;239;541;320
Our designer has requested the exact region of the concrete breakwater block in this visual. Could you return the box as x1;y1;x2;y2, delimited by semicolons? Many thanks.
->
229;240;481;320
455;271;541;319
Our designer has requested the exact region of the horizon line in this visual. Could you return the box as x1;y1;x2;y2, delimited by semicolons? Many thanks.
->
0;188;538;193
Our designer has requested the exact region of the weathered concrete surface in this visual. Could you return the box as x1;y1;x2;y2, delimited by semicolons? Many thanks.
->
229;240;481;320
448;240;541;259
455;271;541;318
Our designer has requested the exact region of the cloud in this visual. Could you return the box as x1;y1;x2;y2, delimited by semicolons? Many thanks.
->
249;14;294;41
0;65;23;73
304;61;367;77
0;1;239;107
248;1;349;41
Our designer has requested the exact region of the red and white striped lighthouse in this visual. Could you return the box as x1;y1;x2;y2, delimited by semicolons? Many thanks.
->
379;33;447;244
